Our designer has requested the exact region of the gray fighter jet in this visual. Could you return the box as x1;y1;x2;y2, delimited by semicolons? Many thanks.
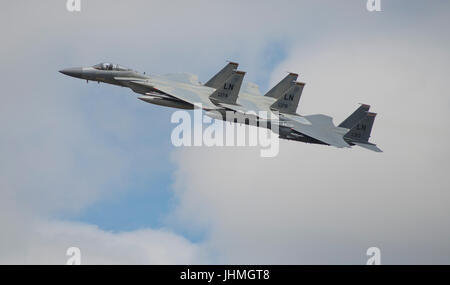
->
60;62;381;152
60;62;247;110
273;100;382;152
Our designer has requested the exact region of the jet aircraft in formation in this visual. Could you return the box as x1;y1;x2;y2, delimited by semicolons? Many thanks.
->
59;62;381;152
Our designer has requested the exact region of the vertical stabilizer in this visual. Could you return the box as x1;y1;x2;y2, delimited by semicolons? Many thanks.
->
338;104;371;129
204;62;238;89
344;112;377;142
270;82;305;114
264;73;298;98
209;71;245;105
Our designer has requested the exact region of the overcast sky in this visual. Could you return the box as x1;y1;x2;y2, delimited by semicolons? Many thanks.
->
1;0;449;264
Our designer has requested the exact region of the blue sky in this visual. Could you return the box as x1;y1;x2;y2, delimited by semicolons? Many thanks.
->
72;41;288;242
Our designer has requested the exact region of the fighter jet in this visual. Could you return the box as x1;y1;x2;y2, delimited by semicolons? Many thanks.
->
59;62;246;110
60;62;381;152
273;99;382;152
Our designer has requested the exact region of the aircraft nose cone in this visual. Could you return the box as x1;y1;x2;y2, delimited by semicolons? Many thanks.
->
59;67;83;78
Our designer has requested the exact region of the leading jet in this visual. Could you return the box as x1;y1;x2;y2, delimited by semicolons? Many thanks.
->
60;61;381;152
60;62;250;110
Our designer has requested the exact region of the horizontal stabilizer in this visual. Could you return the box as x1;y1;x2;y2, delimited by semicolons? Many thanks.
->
353;142;383;152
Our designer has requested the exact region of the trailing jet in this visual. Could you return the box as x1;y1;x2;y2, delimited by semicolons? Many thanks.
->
59;62;381;152
273;101;382;152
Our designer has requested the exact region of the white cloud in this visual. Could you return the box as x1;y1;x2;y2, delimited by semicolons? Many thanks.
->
169;34;450;264
0;216;207;264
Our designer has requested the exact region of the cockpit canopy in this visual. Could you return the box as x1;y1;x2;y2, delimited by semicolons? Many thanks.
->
93;62;131;71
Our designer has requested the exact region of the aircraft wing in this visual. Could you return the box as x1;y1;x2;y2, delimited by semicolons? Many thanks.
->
114;77;149;82
152;82;219;110
217;103;249;114
241;82;261;97
117;74;201;85
217;93;277;119
115;77;220;110
282;114;351;148
157;73;201;85
219;100;276;120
